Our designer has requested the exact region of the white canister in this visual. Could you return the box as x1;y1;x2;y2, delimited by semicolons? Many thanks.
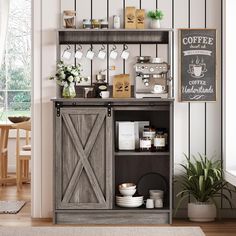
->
154;132;165;151
154;137;165;147
113;15;121;29
146;199;154;209
143;130;156;145
154;198;163;208
140;137;152;151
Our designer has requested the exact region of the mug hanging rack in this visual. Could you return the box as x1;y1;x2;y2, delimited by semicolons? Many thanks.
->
58;29;172;45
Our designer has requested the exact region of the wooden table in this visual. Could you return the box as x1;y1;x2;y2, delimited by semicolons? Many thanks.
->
0;123;16;185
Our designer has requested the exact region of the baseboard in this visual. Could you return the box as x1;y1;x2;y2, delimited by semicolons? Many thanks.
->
31;217;52;222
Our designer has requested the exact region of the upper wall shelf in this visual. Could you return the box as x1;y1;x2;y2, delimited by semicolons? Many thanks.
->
58;29;173;45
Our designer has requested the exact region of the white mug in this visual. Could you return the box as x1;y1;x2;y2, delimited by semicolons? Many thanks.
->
62;50;72;60
153;85;165;93
86;49;95;60
146;199;154;209
110;50;118;60
154;198;163;208
100;91;110;99
75;50;83;60
121;50;130;60
97;50;107;60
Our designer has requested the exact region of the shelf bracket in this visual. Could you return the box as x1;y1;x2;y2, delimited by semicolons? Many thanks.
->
55;102;62;117
107;103;112;117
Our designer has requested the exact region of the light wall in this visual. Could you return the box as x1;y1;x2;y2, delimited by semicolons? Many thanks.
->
224;0;236;186
32;0;236;218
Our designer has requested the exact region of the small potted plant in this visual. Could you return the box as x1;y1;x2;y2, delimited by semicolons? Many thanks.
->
175;153;235;222
50;61;81;98
147;9;164;29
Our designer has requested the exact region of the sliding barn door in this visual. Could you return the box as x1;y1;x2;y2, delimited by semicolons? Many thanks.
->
55;107;113;209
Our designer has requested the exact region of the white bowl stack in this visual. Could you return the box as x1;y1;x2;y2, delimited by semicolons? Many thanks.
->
116;183;143;208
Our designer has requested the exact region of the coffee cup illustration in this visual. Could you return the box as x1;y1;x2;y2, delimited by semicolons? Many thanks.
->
187;57;207;78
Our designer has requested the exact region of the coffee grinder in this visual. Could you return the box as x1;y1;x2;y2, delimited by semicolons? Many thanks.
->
93;70;108;98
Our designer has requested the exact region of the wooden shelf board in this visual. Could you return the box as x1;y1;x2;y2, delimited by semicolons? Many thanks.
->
58;28;173;45
113;206;170;212
115;151;170;156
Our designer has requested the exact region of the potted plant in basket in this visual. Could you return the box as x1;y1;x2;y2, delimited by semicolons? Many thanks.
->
50;61;81;98
147;9;164;29
175;153;235;222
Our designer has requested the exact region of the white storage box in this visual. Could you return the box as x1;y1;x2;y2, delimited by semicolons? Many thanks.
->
118;122;135;150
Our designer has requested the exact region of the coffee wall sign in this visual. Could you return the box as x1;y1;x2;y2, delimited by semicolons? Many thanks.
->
179;29;216;102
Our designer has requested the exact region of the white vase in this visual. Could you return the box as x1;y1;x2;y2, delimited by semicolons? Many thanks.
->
188;202;217;222
150;19;161;29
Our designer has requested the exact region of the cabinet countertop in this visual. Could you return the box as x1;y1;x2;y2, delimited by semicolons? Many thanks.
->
51;97;175;103
51;97;175;105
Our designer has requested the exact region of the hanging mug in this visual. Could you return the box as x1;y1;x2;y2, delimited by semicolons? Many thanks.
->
75;44;83;60
110;45;118;60
62;45;72;60
97;45;106;60
86;46;95;60
121;44;130;60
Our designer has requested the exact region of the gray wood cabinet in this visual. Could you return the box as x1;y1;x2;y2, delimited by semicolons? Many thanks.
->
53;98;173;224
55;107;113;210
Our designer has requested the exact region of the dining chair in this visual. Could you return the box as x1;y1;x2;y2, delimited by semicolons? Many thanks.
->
14;121;31;191
0;125;15;185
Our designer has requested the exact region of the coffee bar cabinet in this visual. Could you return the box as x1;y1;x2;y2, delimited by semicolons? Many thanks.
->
52;98;173;224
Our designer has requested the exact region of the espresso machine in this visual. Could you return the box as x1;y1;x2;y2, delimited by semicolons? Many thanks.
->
134;57;172;99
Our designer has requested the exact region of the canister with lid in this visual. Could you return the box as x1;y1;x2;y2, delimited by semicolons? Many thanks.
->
154;131;165;151
83;19;92;29
140;137;152;151
92;19;100;29
143;126;156;145
156;128;168;150
100;19;109;29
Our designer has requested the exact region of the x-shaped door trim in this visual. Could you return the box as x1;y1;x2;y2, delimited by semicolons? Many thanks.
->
61;111;107;206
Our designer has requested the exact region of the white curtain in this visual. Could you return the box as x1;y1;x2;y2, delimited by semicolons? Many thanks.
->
0;0;10;67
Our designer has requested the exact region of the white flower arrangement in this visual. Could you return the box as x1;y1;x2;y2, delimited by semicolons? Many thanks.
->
50;61;81;86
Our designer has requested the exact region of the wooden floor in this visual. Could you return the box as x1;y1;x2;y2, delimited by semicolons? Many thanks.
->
0;184;236;236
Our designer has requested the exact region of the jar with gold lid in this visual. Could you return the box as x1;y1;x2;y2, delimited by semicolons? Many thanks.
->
63;10;76;28
92;19;101;29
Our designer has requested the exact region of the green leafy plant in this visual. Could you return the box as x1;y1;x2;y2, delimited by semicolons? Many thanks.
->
50;61;81;86
175;153;235;213
147;9;164;20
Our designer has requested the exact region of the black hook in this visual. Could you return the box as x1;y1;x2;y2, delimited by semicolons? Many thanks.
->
111;44;117;51
77;44;82;51
66;45;71;51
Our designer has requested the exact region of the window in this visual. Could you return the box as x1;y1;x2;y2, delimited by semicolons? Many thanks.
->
0;0;31;122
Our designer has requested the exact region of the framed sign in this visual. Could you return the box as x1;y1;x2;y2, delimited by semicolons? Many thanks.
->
179;29;216;102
